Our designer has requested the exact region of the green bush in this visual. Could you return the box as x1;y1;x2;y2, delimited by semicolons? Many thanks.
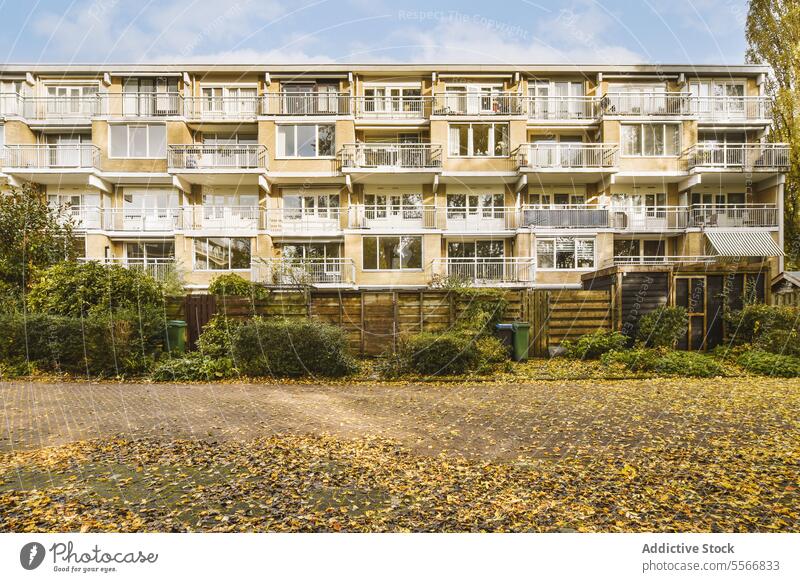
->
753;328;800;357
196;314;241;359
453;288;508;333
396;331;480;376
474;335;510;368
151;352;234;381
636;306;688;348
231;317;356;377
208;273;271;300
736;350;800;377
602;348;724;377
27;261;164;316
562;330;629;359
725;304;800;345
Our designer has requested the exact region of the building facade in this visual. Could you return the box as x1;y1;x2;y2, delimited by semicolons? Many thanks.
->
0;64;787;312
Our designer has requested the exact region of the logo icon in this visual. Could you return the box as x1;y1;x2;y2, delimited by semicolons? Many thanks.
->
20;542;46;570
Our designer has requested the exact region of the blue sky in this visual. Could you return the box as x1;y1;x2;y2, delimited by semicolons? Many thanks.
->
0;0;751;64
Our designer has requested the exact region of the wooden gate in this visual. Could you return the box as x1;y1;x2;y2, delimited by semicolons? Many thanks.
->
360;292;397;356
184;294;217;350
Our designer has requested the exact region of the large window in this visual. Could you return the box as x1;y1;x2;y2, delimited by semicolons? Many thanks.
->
282;243;340;259
447;240;504;258
109;123;166;158
448;123;509;157
447;193;505;216
536;237;595;269
621;124;680;156
126;241;175;260
283;192;340;218
276;124;335;157
363;236;422;270
193;237;251;271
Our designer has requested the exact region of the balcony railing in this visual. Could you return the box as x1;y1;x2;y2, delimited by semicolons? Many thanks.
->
263;92;350;115
167;144;267;170
22;95;105;120
609;255;715;266
339;143;443;169
183;96;262;119
445;207;518;231
185;206;262;230
517;143;619;169
55;205;102;230
610;207;689;231
352;96;430;118
522;205;609;229
683;143;790;171
102;208;184;231
688;204;779;228
0;92;24;116
431;257;534;285
252;258;355;286
690;96;771;122
525;96;600;121
432;91;522;115
601;92;690;116
350;205;438;229
266;208;343;234
79;257;176;281
2;144;100;169
119;92;182;117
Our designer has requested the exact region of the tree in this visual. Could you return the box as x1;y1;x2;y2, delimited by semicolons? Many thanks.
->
746;1;800;265
0;183;77;302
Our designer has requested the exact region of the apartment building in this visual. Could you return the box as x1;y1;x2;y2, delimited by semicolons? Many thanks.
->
0;64;788;341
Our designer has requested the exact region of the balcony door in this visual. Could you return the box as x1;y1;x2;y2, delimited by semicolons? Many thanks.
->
46;134;90;167
202;188;259;229
446;193;506;231
123;77;178;116
689;80;745;118
122;189;179;231
203;134;258;168
280;243;342;282
201;86;257;117
447;240;505;281
690;191;746;227
46;85;97;117
610;193;667;230
364;193;422;227
282;83;339;115
282;193;340;232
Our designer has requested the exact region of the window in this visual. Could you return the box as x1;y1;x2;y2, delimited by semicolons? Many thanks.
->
193;238;251;270
529;192;585;206
109;124;166;158
277;124;335;157
448;123;509;156
364;86;422;114
363;236;422;270
447;240;504;258
614;239;665;259
282;243;340;259
126;241;175;260
536;237;595;269
621;124;680;156
283;193;340;218
447;193;505;217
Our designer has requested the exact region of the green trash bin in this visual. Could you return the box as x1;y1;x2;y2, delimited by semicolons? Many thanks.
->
166;320;187;354
511;322;530;362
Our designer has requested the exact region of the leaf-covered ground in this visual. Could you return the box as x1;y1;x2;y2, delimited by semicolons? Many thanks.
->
0;378;798;532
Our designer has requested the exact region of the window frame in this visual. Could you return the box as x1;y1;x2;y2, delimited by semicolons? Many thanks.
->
362;235;423;272
192;237;252;272
536;236;596;271
275;123;336;159
108;122;167;159
447;122;510;158
620;123;681;158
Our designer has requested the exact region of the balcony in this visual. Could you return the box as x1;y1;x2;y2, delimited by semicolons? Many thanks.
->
688;204;779;229
352;96;430;119
522;205;610;229
444;207;518;232
349;205;438;230
185;206;262;231
431;257;534;286
266;208;344;235
183;96;262;120
432;91;522;116
102;208;183;232
683;143;790;172
58;205;102;230
21;95;105;122
252;258;355;287
690;96;771;122
608;255;715;266
3;144;99;170
339;143;442;183
79;257;177;281
525;96;600;122
118;92;182;117
168;144;267;186
601;92;690;116
610;207;689;231
0;92;24;116
263;92;350;115
517;143;619;171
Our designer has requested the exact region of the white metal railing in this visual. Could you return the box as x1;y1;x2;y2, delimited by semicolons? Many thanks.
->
683;143;790;170
185;206;262;230
339;143;443;169
610;207;689;231
353;96;430;118
689;96;771;121
517;143;619;169
102;207;184;231
119;92;182;117
0;92;24;116
2;144;99;169
167;144;267;170
22;95;105;120
525;96;600;120
79;257;176;281
55;204;102;230
431;257;535;284
609;255;715;266
602;92;690;116
350;205;438;229
252;258;355;286
432;91;522;115
688;204;779;228
445;207;518;231
183;95;262;119
266;207;343;233
263;92;350;115
522;205;609;228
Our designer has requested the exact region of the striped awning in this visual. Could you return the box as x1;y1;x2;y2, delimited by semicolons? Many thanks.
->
705;231;784;257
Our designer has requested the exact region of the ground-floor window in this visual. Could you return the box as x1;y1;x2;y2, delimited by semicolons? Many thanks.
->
193;237;251;270
447;240;504;258
363;235;422;270
126;241;175;260
613;238;666;259
536;237;595;269
281;243;340;259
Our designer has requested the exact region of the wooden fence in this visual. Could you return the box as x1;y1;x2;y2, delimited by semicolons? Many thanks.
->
172;288;612;357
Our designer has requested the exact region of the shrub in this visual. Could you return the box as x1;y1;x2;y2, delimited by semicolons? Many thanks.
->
601;347;661;372
474;335;510;368
454;288;508;333
27;261;163;316
231;317;357;377
736;350;800;377
562;330;629;359
151;352;234;381
725;304;800;345
395;331;480;376
208;273;271;300
636;306;688;348
602;348;724;377
753;328;800;357
196;314;241;359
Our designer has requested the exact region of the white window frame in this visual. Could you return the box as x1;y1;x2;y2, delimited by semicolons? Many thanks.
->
276;123;336;159
536;237;596;271
108;123;167;159
192;237;252;272
448;122;510;158
620;123;681;158
362;235;423;272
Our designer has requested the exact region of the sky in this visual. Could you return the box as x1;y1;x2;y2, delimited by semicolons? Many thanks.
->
0;0;752;65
